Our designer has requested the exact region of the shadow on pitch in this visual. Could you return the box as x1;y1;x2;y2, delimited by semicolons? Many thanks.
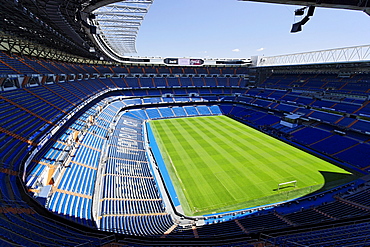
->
272;170;354;192
315;170;354;193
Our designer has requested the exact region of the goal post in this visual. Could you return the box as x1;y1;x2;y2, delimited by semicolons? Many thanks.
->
278;180;297;191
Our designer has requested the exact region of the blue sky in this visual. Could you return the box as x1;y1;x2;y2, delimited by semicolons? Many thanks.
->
130;0;370;59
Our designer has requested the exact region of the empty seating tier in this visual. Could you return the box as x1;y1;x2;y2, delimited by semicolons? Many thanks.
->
97;115;173;236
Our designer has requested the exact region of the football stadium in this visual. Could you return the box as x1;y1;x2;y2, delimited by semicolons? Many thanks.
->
1;0;370;246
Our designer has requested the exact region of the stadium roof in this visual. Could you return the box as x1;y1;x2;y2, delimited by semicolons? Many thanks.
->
91;0;153;56
257;44;370;66
0;0;104;60
240;0;370;12
1;0;369;62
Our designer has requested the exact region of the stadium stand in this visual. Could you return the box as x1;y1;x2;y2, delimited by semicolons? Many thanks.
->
268;220;370;246
98;115;173;236
1;41;370;246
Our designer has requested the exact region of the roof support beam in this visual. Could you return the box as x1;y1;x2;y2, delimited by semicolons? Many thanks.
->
257;44;370;66
91;0;153;56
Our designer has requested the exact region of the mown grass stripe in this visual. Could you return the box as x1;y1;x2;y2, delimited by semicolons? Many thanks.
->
155;119;214;212
173;118;242;210
150;115;354;216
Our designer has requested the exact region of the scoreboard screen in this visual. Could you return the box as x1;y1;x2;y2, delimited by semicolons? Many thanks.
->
164;58;204;66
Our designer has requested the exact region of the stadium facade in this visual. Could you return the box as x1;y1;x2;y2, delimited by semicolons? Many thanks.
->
1;0;370;246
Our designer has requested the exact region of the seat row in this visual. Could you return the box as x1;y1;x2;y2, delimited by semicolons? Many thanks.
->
98;115;173;235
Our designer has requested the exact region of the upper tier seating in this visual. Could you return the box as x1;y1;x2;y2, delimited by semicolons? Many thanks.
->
1;55;370;246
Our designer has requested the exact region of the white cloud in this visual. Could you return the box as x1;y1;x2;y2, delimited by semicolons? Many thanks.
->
256;47;265;52
232;48;240;52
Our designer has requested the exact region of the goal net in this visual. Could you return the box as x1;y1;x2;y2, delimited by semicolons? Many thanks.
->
278;180;297;191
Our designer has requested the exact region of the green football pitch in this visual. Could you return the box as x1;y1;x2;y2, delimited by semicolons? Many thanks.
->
150;115;355;216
